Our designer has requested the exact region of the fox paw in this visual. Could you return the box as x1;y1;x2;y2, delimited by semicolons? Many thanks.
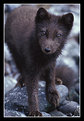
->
29;111;42;116
46;87;60;107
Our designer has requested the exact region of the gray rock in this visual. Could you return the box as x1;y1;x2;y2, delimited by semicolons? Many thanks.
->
27;112;51;117
5;62;12;75
5;82;69;116
39;81;69;104
58;100;79;115
49;110;67;117
5;86;48;115
5;109;26;117
41;112;51;117
68;87;79;103
4;109;51;117
4;43;12;62
4;76;17;94
74;106;80;116
56;85;68;104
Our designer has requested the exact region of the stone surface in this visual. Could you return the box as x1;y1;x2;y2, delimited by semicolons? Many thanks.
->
58;100;79;115
4;76;17;94
56;85;68;104
4;43;12;62
4;83;69;116
5;109;26;117
49;110;67;117
41;112;51;117
4;109;51;117
74;106;80;116
68;88;79;103
5;62;12;75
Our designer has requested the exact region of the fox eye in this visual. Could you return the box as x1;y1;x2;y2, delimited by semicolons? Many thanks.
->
56;33;62;37
40;31;46;36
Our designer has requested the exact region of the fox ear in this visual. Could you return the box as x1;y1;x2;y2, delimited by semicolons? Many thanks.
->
35;8;50;23
60;13;74;30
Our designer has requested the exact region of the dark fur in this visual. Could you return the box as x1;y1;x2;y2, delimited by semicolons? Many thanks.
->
55;65;76;89
5;5;74;116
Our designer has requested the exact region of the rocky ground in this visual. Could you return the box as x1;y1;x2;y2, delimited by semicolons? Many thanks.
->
4;4;80;117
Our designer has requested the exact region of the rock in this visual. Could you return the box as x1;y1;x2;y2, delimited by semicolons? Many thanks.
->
49;110;67;117
39;82;69;108
4;109;51;117
5;82;69;116
5;62;12;76
5;86;48;116
74;106;80;116
5;109;26;117
56;85;68;104
58;100;79;115
41;112;51;117
4;43;12;62
68;87;79;103
4;76;17;94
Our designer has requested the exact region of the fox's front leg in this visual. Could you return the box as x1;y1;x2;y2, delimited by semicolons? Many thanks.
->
45;63;60;107
25;75;42;116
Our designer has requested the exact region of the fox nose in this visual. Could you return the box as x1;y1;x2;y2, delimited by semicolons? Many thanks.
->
45;48;51;53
